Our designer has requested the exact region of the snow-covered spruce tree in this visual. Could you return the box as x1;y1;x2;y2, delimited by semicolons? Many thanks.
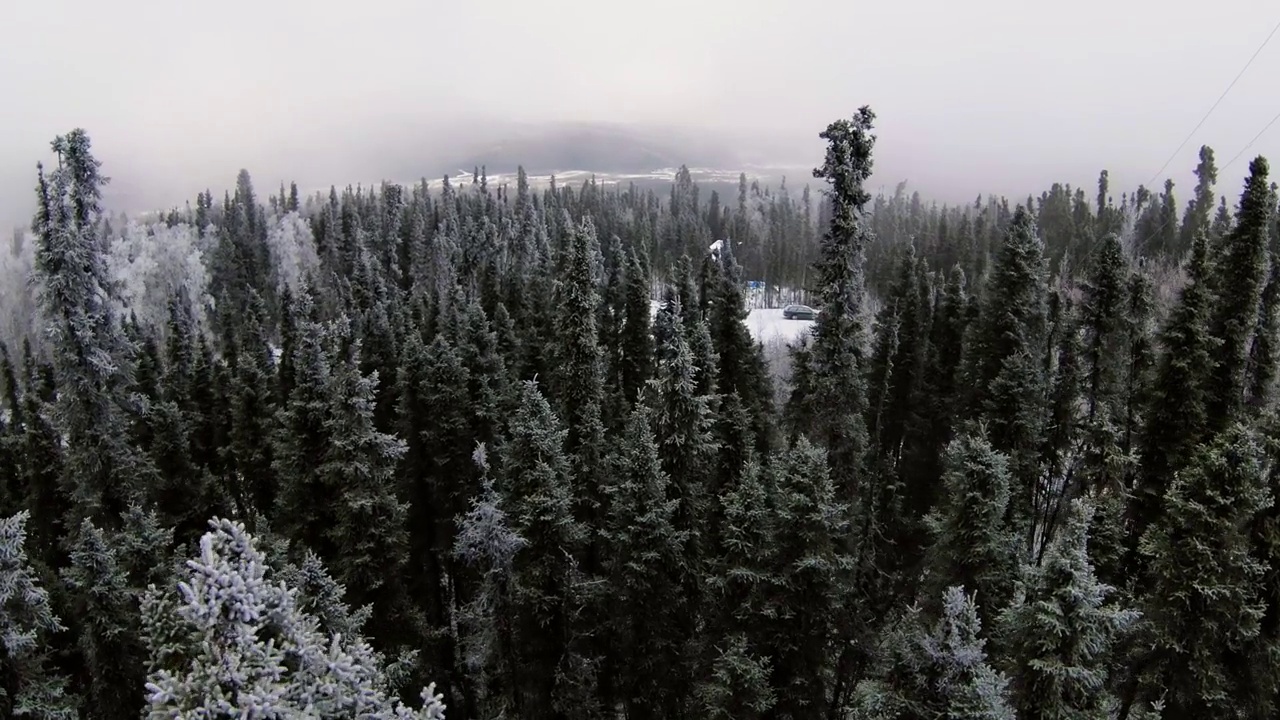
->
1206;157;1273;430
61;520;149;720
694;633;777;720
550;218;609;503
961;205;1050;547
0;511;75;719
1133;231;1216;557
768;438;852;720
140;517;446;719
600;407;688;718
803;106;876;499
1000;499;1139;719
851;586;1014;720
454;445;526;720
646;293;717;703
1134;423;1271;718
920;427;1019;633
32;129;156;525
499;381;591;718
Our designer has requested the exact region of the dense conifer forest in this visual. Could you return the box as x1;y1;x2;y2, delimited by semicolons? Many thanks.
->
2;106;1280;719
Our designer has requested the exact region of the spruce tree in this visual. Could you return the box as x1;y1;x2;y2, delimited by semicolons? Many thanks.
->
454;454;525;720
962;206;1049;544
1135;424;1271;718
1134;232;1216;549
1000;500;1139;720
620;246;655;407
1179;146;1218;256
852;587;1014;720
646;297;717;708
769;438;851;720
396;329;471;692
802;107;876;498
920;428;1019;631
31;129;155;525
600;407;688;719
316;319;413;647
694;634;776;720
499;381;590;718
227;288;277;518
707;237;774;451
551;218;608;497
61;521;147;720
1245;251;1280;408
0;511;75;719
140;518;446;718
1206;158;1273;429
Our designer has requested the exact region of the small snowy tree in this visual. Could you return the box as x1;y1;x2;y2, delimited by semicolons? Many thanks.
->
852;587;1014;720
140;517;446;719
0;511;75;719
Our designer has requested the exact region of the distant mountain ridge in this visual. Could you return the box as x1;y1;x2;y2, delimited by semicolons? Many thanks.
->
435;122;747;176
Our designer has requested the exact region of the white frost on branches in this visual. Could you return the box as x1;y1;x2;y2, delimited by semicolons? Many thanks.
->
265;210;320;295
107;220;211;331
141;517;446;719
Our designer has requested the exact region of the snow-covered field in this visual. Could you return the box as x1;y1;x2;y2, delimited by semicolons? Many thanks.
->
649;300;814;346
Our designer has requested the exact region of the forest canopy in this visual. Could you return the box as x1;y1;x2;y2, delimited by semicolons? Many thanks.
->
1;108;1278;719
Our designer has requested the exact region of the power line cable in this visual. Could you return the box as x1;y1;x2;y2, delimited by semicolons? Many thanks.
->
1147;15;1280;185
1222;107;1280;171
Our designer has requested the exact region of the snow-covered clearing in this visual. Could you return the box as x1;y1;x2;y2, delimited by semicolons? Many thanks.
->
746;308;814;346
648;300;814;346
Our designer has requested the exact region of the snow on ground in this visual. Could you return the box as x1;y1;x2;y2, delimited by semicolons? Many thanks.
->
648;300;814;346
746;308;814;346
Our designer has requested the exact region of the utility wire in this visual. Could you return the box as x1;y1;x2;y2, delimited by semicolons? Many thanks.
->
1147;15;1280;185
1222;107;1280;171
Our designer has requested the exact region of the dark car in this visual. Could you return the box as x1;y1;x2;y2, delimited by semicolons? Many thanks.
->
783;304;816;320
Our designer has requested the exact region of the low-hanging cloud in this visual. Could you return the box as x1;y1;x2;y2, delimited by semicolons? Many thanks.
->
3;0;1280;229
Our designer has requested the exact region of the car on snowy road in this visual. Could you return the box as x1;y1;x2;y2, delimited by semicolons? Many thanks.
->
782;304;817;321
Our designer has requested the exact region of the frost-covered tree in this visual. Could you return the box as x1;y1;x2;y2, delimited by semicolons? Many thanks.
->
455;448;526;719
140;517;446;718
265;209;320;295
1000;500;1139;719
0;511;75;719
852;586;1014;720
768;438;851;720
694;634;776;720
600;407;688;718
32;129;156;524
962;206;1049;543
803;107;876;497
499;381;591;718
920;427;1019;632
61;520;148;720
1206;158;1273;429
1135;424;1271;718
107;220;212;333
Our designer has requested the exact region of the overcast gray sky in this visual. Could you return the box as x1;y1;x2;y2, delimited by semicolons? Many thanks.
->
4;0;1280;227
